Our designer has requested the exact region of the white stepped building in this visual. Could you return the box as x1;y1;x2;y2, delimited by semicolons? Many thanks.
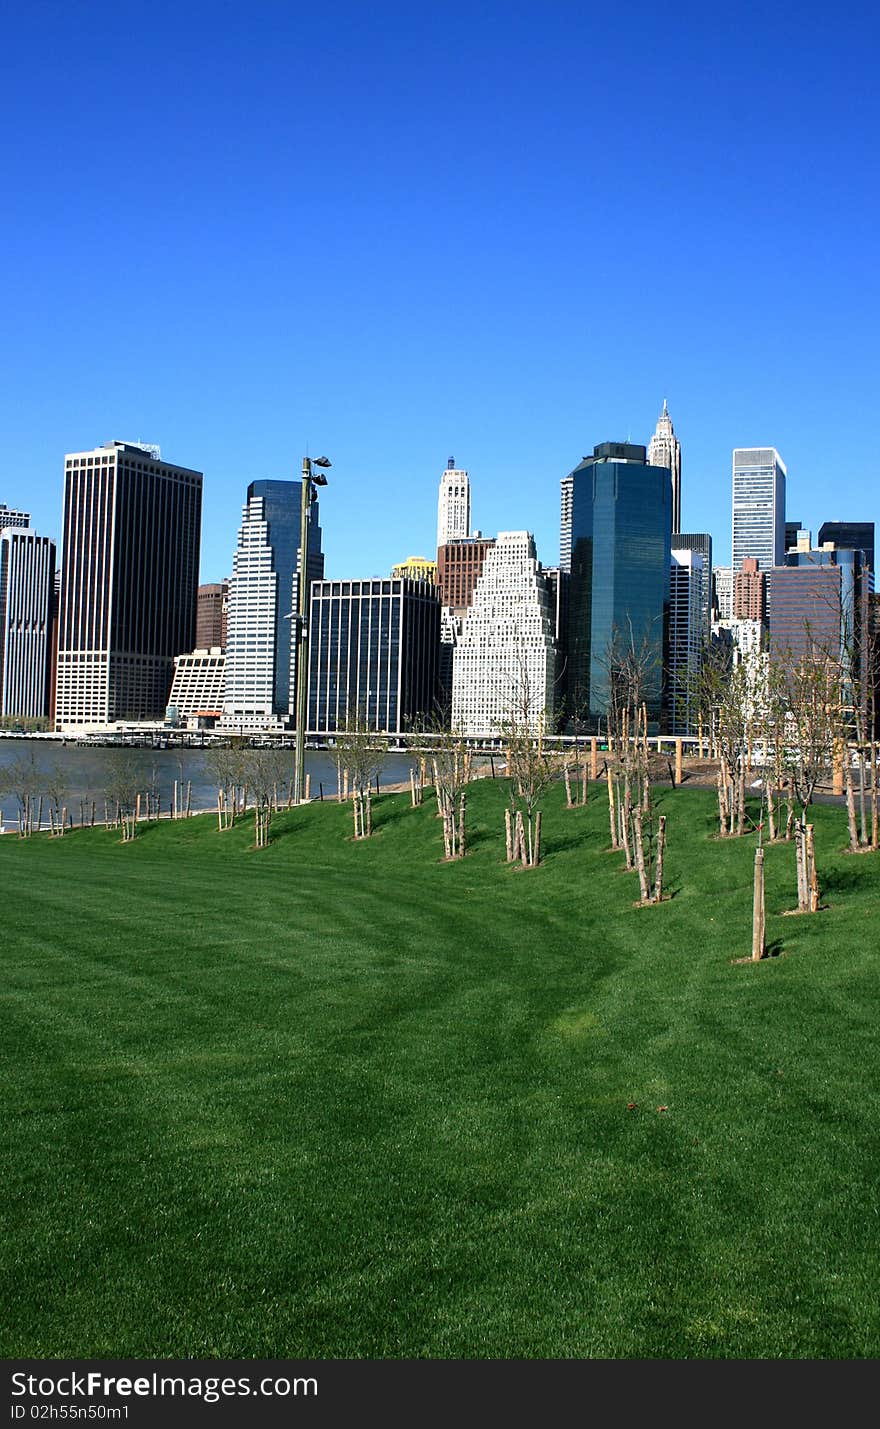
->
452;531;557;736
221;491;283;730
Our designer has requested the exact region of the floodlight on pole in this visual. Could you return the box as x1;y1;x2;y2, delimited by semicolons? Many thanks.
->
293;454;332;805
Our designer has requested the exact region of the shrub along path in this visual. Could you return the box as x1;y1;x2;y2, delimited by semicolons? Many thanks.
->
2;782;878;1357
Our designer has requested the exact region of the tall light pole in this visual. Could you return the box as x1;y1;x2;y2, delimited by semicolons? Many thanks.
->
293;454;331;805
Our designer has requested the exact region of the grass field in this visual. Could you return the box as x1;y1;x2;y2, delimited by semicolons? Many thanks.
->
2;778;879;1358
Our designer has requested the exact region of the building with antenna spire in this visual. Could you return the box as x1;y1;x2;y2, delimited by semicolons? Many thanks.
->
436;457;471;548
647;400;682;534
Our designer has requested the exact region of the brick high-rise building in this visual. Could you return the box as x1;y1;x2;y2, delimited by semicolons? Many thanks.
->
196;581;228;649
436;537;495;614
56;441;202;730
734;557;766;621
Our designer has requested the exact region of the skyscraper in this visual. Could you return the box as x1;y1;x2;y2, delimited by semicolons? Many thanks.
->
566;442;672;729
733;558;766;622
647;401;682;535
196;581;228;649
0;526;56;720
221;480;323;731
436;537;495;614
731;447;786;593
713;566;733;622
668;549;704;735
559;474;574;573
436;458;471;547
451;531;557;736
308;577;440;735
56;441;202;730
773;544;871;716
817;521;874;578
671;532;712;642
0;504;30;530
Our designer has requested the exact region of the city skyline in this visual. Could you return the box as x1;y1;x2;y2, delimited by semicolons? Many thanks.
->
2;3;878;584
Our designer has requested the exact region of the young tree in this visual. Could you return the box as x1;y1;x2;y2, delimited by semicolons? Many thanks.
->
5;750;41;837
411;715;471;859
494;652;560;869
101;751;143;842
244;747;293;849
44;761;71;836
332;707;388;839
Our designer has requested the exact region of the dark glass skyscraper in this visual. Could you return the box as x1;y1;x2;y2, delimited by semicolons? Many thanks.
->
565;442;672;729
817;522;874;579
308;578;440;735
56;441;202;728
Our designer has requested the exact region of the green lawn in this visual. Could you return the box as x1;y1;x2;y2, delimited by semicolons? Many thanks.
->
2;780;879;1358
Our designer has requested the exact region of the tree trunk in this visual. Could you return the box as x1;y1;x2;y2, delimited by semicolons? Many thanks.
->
532;810;541;867
365;789;372;837
806;822;820;912
871;742;878;851
606;766;618;848
458;791;466;858
844;760;859;851
505;807;513;862
563;762;572;808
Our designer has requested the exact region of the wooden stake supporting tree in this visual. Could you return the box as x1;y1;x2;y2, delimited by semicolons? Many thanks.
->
752;846;766;961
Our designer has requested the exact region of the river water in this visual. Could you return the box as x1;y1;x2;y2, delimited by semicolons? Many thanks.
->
0;739;422;825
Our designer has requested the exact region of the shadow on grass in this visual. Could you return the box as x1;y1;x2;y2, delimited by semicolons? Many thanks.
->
816;861;869;895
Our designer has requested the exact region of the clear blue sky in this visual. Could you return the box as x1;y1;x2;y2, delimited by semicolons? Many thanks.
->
2;0;878;579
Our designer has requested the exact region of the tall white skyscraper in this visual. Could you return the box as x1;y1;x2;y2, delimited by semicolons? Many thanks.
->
668;549;703;735
221;480;323;731
559;474;573;572
647;400;682;534
436;457;471;547
451;531;557;736
0;525;56;720
731;447;786;580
